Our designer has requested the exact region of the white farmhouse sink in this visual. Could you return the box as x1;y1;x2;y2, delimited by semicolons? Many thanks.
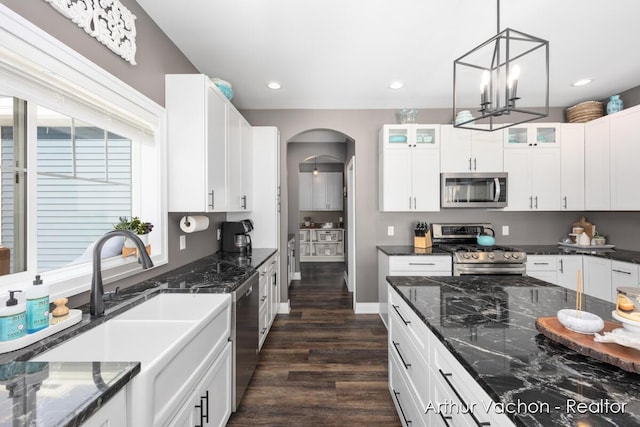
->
34;293;231;427
115;293;223;322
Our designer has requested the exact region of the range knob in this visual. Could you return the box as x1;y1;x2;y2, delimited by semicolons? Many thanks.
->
511;253;520;259
503;253;511;259
488;253;495;259
462;253;471;259
472;253;479;259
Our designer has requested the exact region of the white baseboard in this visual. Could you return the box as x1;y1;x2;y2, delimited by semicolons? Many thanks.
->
292;272;301;280
354;303;380;314
278;300;291;314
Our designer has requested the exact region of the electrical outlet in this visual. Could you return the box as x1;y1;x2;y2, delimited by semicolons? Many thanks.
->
387;226;395;236
502;225;509;236
217;228;221;241
179;235;186;250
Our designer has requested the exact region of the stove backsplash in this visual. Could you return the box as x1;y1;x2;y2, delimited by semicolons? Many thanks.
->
376;210;640;252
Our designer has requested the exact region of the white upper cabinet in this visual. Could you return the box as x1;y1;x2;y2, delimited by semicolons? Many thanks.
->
166;74;252;213
379;124;440;212
503;123;561;148
299;171;343;211
609;106;640;210
560;124;585;210
504;147;561;210
584;116;611;210
440;125;503;172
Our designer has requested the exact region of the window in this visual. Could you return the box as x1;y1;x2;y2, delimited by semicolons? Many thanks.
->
0;6;167;299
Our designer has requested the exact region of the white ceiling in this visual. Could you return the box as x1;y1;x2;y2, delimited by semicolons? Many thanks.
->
138;0;640;110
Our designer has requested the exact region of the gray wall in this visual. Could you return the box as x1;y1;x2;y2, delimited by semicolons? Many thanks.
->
2;0;197;106
3;1;225;306
242;106;640;304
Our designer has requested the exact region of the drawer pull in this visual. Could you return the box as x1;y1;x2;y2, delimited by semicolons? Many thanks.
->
612;269;632;275
392;341;411;369
438;369;490;426
533;262;549;265
408;262;436;266
392;389;412;426
439;413;452;427
392;304;411;325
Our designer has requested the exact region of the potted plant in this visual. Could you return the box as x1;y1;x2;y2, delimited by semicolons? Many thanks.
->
114;216;154;247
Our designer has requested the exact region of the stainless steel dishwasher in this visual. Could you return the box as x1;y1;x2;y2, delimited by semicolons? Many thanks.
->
231;271;259;411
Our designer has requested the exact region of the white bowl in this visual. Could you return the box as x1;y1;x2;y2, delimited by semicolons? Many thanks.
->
612;310;640;334
557;309;604;334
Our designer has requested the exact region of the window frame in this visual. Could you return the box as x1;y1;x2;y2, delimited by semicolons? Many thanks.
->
0;5;168;300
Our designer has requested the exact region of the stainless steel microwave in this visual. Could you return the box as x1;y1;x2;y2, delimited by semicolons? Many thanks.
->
441;172;507;208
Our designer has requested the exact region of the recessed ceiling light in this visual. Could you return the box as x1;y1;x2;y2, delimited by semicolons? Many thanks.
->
572;79;592;87
267;81;281;90
389;81;404;89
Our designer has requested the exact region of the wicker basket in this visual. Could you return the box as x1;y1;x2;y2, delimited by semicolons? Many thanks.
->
565;101;604;123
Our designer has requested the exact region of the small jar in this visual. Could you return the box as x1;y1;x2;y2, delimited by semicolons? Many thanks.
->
607;95;623;114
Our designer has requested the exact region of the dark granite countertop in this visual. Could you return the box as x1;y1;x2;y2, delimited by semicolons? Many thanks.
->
513;244;640;264
378;244;640;264
0;248;276;426
0;361;139;427
388;275;640;427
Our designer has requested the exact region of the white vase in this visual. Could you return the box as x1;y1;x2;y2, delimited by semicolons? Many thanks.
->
124;233;148;248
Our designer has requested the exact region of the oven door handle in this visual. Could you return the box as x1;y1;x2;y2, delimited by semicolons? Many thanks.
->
454;265;525;275
493;178;501;202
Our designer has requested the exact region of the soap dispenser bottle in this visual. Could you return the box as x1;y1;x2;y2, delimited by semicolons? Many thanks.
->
26;275;49;333
0;290;26;341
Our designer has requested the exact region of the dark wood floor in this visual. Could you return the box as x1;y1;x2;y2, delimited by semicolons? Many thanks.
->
227;262;401;426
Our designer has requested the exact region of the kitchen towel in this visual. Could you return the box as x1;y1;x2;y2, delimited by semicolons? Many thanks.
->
179;215;209;233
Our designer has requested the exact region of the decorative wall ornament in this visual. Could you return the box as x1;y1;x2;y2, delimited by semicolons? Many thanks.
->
43;0;137;65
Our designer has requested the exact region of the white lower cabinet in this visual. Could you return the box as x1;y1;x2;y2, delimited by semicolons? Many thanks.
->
611;260;640;302
556;255;584;290
82;388;128;427
526;255;557;284
583;256;613;303
258;253;279;350
379;251;452;328
388;285;513;427
169;343;232;427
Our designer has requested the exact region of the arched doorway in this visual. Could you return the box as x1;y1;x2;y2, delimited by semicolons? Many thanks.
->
286;128;356;310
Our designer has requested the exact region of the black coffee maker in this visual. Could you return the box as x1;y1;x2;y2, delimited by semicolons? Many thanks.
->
221;220;253;253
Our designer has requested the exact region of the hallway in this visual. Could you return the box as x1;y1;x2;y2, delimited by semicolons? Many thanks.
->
227;262;400;426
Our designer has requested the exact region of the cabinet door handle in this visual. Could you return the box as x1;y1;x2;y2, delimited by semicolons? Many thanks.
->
194;390;209;427
469;158;472;171
392;390;413;426
438;369;491;426
208;190;214;209
473;158;477;171
241;195;247;209
413;197;416;209
261;296;268;302
391;304;411;325
612;269;632;275
392;341;411;369
261;327;267;335
535;196;538;209
529;196;533;209
409;197;412;209
563;196;567;209
559;259;564;273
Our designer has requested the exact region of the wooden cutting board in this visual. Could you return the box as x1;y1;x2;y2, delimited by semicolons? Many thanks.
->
572;216;595;239
535;316;640;374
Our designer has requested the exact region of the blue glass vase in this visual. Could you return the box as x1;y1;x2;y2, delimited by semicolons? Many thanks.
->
607;95;623;114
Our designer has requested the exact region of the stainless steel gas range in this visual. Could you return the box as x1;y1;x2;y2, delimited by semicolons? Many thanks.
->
431;223;527;276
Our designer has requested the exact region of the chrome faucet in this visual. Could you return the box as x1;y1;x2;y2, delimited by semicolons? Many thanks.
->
90;230;154;317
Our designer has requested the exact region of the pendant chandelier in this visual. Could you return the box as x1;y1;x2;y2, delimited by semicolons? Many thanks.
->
453;0;549;131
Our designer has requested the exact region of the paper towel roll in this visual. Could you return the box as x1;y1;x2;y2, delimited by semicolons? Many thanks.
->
180;215;209;233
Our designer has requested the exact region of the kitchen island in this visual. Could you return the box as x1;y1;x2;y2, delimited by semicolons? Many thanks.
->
0;248;276;426
388;275;640;427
